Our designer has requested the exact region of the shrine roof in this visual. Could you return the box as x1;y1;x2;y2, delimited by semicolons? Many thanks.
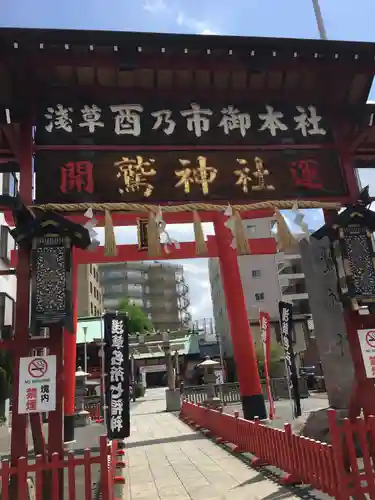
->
1;26;375;56
0;27;374;107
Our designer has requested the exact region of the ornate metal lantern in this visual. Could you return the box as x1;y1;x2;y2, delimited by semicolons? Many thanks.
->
7;199;91;334
29;212;91;333
31;233;73;331
313;187;375;311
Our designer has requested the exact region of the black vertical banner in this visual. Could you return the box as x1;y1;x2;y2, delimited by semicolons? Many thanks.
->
278;301;302;418
103;313;130;439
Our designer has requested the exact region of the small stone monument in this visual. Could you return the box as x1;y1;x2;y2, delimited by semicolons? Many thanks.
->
198;357;222;409
163;332;181;412
75;367;90;427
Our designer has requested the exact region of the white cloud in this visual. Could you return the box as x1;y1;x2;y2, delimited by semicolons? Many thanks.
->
182;261;209;275
282;209;324;234
176;12;217;35
143;0;167;13
142;1;218;36
200;29;217;35
95;222;214;246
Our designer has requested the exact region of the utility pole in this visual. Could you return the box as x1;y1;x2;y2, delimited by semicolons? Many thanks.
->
216;332;225;383
130;352;136;402
83;326;88;374
312;0;328;40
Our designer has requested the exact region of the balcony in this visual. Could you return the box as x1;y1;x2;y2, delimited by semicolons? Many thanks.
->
276;251;301;263
282;292;309;301
278;274;305;287
127;286;144;297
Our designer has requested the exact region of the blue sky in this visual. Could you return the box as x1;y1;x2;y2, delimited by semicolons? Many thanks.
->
3;0;375;322
2;0;375;47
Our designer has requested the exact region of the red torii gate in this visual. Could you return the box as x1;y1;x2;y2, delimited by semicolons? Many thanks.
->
1;27;375;496
8;207;277;426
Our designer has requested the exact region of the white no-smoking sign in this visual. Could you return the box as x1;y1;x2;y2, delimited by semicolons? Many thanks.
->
365;331;375;349
28;358;48;378
18;356;56;414
358;330;375;379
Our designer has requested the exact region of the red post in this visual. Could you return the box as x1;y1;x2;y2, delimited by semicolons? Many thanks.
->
10;246;30;462
48;325;64;458
344;310;375;419
213;212;267;420
10;121;34;466
63;250;78;443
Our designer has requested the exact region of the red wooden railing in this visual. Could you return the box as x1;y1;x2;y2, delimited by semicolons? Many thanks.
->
84;401;102;422
0;435;120;500
180;400;375;500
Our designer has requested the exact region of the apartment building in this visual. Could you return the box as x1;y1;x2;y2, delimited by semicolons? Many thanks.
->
77;264;104;317
277;247;310;315
209;217;313;366
0;172;17;339
99;261;191;331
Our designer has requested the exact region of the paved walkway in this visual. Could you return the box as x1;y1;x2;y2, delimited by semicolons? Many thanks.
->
123;388;300;500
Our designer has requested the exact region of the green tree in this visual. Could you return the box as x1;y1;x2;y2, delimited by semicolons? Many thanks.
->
118;299;153;333
255;342;284;379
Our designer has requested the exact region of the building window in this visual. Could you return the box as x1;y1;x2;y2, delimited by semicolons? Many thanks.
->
252;270;261;278
89;264;92;274
0;292;15;337
255;292;264;301
90;282;93;294
0;226;9;264
90;302;94;315
106;270;125;279
2;173;18;196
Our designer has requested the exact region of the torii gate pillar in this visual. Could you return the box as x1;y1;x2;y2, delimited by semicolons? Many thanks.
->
63;250;78;443
214;213;267;420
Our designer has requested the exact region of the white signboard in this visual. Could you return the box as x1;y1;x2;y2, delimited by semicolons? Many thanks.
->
18;356;57;414
358;329;375;379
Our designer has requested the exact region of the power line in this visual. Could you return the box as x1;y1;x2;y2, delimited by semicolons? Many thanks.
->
311;0;328;40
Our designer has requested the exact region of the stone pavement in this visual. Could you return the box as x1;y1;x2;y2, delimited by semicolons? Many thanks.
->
123;388;300;500
224;394;329;430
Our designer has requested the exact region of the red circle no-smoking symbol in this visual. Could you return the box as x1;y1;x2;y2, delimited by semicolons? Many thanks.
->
28;358;48;378
366;331;375;349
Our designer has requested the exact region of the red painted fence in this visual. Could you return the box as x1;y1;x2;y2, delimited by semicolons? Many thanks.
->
180;400;375;500
85;401;103;423
0;435;120;500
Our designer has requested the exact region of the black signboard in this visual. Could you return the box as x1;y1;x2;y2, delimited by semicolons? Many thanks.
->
103;313;130;440
34;101;333;146
278;301;301;418
34;149;347;205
